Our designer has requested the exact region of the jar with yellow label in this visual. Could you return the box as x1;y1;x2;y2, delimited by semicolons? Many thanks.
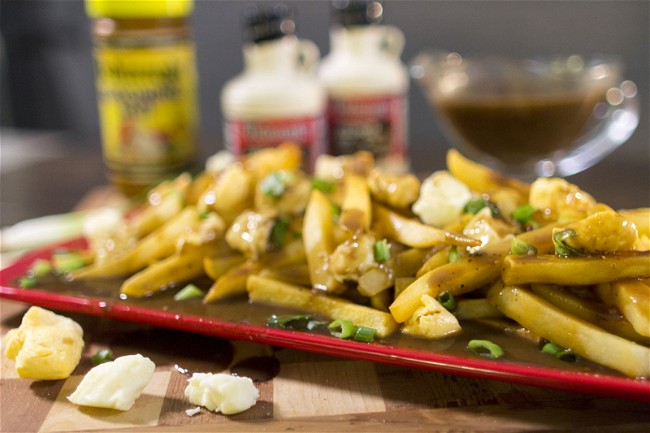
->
85;0;198;196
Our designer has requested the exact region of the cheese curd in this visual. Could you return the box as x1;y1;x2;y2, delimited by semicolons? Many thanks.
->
412;171;473;228
4;306;84;380
67;354;155;411
184;372;259;415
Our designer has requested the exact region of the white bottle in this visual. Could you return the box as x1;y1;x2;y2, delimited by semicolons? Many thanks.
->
221;4;326;169
319;0;409;172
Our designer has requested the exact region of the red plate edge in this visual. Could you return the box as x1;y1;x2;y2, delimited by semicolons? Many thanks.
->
2;242;649;403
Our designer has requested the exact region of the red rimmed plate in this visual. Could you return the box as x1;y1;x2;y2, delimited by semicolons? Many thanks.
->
2;239;649;402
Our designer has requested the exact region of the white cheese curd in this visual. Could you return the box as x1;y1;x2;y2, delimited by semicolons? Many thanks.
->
184;372;259;415
67;354;155;411
412;171;473;228
185;406;202;417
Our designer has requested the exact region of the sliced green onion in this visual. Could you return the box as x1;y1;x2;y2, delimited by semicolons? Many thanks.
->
198;210;211;220
30;259;53;277
467;339;504;358
91;349;114;366
553;229;585;257
541;342;577;362
311;178;335;193
173;284;204;301
52;251;86;273
353;326;377;343
437;291;457;311
448;246;461;263
267;314;314;329
512;204;536;225
328;319;356;339
373;239;391;263
270;217;290;250
464;198;500;217
510;237;538;256
18;276;37;288
261;171;292;198
331;203;342;223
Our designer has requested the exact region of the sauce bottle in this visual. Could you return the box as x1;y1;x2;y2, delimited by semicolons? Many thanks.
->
221;4;326;170
319;0;409;171
85;0;198;196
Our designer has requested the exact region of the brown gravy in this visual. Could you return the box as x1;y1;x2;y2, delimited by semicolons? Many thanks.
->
434;90;605;164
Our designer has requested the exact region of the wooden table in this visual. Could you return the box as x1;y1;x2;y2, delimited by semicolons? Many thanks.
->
1;138;649;432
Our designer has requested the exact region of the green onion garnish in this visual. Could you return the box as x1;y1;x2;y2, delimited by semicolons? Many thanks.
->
553;229;585;257
18;276;37;288
311;178;335;193
373;239;391;263
353;326;377;343
261;171;292;198
464;198;500;217
328;319;356;339
512;204;536;223
198;210;211;220
541;342;577;362
270;217;290;250
267;314;314;329
437;291;457;311
52;251;86;273
510;237;538;256
30;259;53;277
331;203;342;223
448;246;461;263
173;284;204;301
91;349;114;365
467;339;504;358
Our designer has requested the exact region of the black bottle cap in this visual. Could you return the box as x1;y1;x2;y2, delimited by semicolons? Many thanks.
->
331;0;383;27
243;3;296;44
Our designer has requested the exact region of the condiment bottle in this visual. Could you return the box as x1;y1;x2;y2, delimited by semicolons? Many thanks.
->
221;4;326;169
85;0;198;196
319;0;409;171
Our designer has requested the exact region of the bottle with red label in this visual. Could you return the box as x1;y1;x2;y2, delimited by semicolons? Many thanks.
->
221;4;326;169
319;0;409;171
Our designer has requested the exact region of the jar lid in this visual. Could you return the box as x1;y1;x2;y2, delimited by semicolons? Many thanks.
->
332;0;383;27
85;0;193;19
243;3;296;44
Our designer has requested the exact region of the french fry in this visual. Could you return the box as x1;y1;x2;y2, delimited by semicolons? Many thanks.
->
258;264;312;287
502;251;650;286
130;187;186;239
402;294;461;339
597;280;650;338
121;242;218;298
531;284;650;344
303;189;343;293
390;224;559;323
446;149;530;200
243;142;302;182
357;268;392;297
339;173;372;233
372;203;481;249
247;275;399;337
203;255;247;280
72;206;203;279
487;281;650;378
453;298;504;321
415;246;451;278
619;208;650;237
392;247;433;278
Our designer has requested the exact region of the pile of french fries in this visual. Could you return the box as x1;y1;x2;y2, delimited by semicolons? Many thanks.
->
72;143;650;378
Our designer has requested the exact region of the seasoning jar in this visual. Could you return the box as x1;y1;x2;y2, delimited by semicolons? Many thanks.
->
319;0;409;171
85;0;198;196
221;4;326;170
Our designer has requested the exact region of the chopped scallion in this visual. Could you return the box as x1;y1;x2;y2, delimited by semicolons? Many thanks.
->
467;339;504;358
328;319;356;339
52;251;86;273
261;171;292;198
270;217;290;250
267;314;314;329
311;178;335;193
18;276;37;288
437;291;457;311
510;237;538;256
553;229;585;257
173;284;204;301
464;198;500;217
30;259;53;277
512;204;536;225
353;326;377;343
541;342;577;362
91;349;114;365
373;239;391;263
448;246;461;263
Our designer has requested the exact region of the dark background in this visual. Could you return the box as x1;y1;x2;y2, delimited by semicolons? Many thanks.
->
1;0;648;176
